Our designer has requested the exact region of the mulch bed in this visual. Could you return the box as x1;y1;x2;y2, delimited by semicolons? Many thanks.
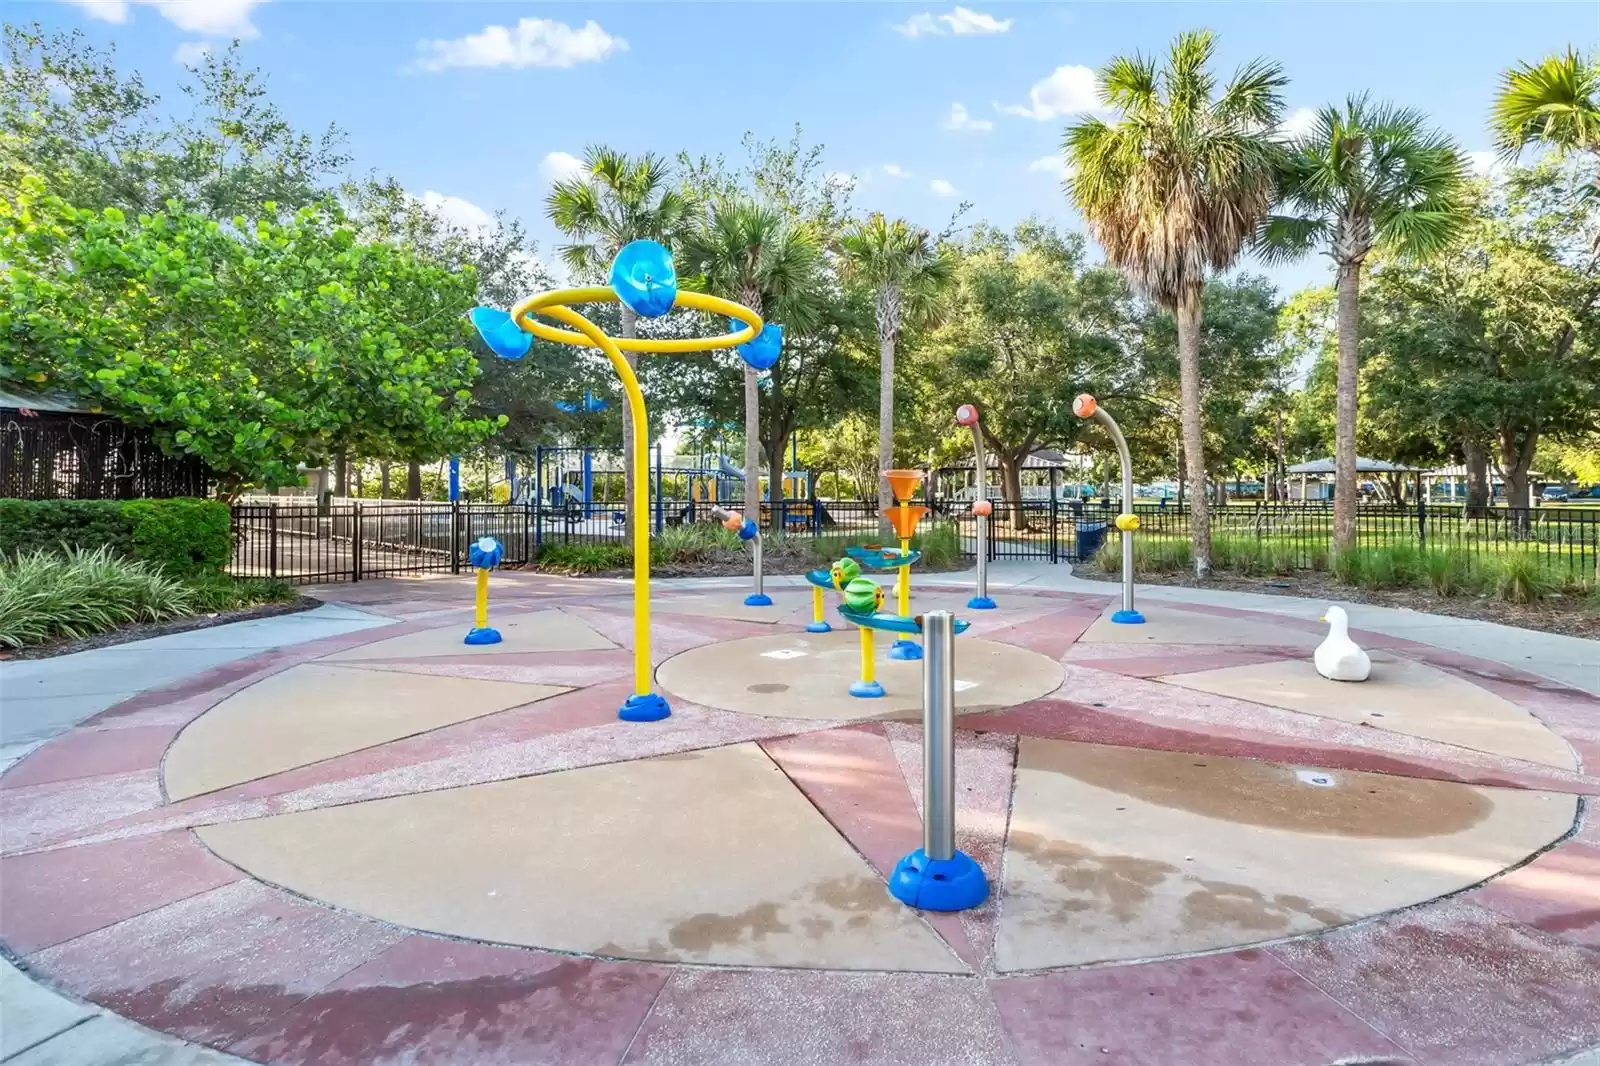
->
1082;570;1600;640
0;596;320;662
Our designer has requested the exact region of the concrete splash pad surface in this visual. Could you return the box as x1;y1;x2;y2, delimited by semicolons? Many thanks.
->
7;578;1597;1066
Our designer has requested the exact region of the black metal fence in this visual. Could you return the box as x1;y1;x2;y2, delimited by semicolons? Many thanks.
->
1;410;210;500
232;497;1599;584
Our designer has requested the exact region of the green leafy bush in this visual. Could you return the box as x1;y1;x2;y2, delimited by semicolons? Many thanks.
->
0;547;195;648
536;543;631;573
184;575;297;612
0;498;230;574
1421;549;1472;597
809;521;962;570
1491;552;1557;604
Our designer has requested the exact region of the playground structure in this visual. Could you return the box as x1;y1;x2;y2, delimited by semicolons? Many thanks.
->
462;536;504;645
955;403;997;610
470;240;774;721
877;469;932;660
1073;393;1144;624
709;504;769;606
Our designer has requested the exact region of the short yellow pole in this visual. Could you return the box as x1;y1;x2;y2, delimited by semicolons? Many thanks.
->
812;584;825;626
897;538;911;616
474;568;489;629
860;626;876;686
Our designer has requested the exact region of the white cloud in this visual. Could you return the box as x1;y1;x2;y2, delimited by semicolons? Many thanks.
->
1279;107;1319;140
943;102;993;133
1029;154;1074;180
173;41;211;66
998;64;1101;121
895;6;1012;37
881;163;911;179
414;17;626;72
930;178;958;198
1466;150;1506;180
420;190;493;233
540;151;586;183
61;0;265;35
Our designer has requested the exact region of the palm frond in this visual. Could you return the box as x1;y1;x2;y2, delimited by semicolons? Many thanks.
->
1492;48;1600;159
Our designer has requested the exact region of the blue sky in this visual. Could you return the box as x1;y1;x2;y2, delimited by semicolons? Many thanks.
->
30;0;1599;294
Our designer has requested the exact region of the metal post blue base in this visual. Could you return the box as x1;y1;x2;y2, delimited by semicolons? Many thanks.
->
463;627;502;645
805;621;833;633
966;596;997;610
744;593;773;607
888;848;988;912
1110;609;1146;625
618;693;671;721
849;680;885;698
888;639;922;661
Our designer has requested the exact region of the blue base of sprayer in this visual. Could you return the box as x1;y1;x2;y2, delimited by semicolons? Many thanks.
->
744;593;773;607
1111;609;1146;625
888;848;989;912
967;595;997;610
806;621;832;633
888;639;923;661
463;627;502;645
849;680;885;699
618;693;671;722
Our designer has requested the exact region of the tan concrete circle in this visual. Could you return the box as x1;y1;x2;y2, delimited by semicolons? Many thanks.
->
654;630;1065;720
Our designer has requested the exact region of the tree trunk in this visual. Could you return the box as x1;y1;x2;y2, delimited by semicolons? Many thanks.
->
878;333;896;529
619;304;640;541
1175;290;1211;577
1174;435;1185;507
379;462;390;500
1273;409;1287;502
352;463;363;499
1333;258;1361;555
1500;428;1538;534
334;450;348;498
743;365;761;518
1462;438;1489;517
998;454;1029;533
406;462;421;500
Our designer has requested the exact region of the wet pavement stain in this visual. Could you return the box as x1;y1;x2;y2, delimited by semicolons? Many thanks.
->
1024;741;1493;838
1180;878;1346;932
665;901;788;953
746;682;790;694
1008;830;1178;922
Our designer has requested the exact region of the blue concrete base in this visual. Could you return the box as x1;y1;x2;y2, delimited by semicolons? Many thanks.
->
1111;609;1146;625
888;848;989;912
967;595;997;610
744;593;774;607
888;639;922;661
805;621;833;633
463;627;502;645
618;692;671;722
849;680;885;699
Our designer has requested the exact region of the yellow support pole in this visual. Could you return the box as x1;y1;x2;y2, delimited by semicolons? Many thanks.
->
897;537;911;616
859;626;876;686
812;585;825;626
475;568;489;630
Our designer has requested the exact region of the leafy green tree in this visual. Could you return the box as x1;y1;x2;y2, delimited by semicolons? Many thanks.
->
836;214;953;520
1;177;498;498
1260;97;1466;551
911;222;1132;528
1065;29;1286;576
546;147;694;533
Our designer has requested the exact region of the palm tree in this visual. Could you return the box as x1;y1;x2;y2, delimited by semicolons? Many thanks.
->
1064;29;1285;577
545;147;694;536
678;197;822;519
1492;48;1600;164
1259;97;1466;554
836;214;953;520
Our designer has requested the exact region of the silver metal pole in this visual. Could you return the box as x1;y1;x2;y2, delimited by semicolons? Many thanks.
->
922;610;956;861
752;532;764;600
969;425;988;602
1091;407;1136;617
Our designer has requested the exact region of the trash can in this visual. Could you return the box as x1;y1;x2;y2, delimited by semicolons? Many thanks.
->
1074;521;1109;563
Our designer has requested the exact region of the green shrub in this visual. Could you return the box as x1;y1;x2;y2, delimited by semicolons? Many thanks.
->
652;522;741;564
121;499;232;575
1421;549;1472;597
1331;548;1362;586
0;547;195;649
810;521;961;570
0;498;230;575
1491;552;1557;604
536;543;631;573
184;575;297;612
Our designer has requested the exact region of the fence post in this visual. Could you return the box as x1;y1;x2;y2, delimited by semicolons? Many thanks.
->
1049;489;1059;563
451;501;461;574
268;505;279;579
1417;492;1428;551
351;503;363;582
655;443;664;535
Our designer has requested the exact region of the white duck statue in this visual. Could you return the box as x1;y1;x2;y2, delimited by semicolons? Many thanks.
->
1315;605;1370;682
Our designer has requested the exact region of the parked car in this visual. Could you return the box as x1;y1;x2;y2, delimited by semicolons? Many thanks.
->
1541;485;1570;502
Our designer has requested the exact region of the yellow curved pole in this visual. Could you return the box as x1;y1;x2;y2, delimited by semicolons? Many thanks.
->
514;289;762;354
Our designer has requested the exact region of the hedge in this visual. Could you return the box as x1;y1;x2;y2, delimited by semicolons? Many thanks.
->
0;498;231;575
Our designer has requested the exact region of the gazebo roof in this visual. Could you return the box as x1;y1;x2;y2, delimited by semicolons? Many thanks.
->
1285;456;1422;475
